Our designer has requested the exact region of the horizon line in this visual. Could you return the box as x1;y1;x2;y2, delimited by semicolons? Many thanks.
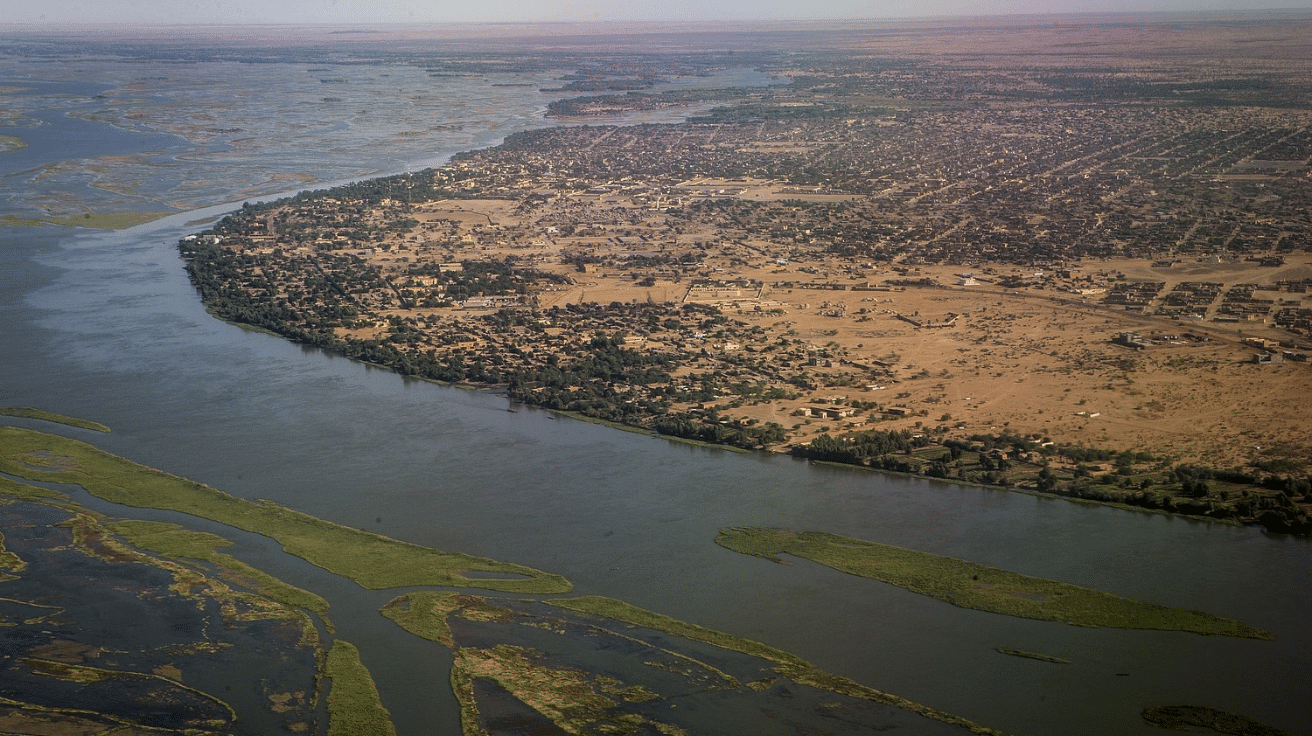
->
7;7;1312;30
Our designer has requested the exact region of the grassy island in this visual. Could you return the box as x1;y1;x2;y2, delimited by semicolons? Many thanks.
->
326;640;398;736
716;527;1272;639
1;407;110;432
0;424;570;594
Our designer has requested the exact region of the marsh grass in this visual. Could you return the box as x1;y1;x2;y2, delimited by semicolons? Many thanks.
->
716;527;1272;640
380;592;1016;736
0;475;67;502
109;520;329;614
325;640;397;736
454;644;663;734
0;528;25;575
21;659;237;726
550;595;806;666
550;595;1012;736
0;426;571;594
380;591;460;647
0;407;109;433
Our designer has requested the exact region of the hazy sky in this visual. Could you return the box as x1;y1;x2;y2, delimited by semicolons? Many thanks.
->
8;0;1310;25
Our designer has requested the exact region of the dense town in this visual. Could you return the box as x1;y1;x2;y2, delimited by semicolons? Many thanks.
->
182;37;1312;533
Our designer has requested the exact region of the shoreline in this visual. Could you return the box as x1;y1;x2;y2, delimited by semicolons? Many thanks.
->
179;188;1306;537
187;277;1305;536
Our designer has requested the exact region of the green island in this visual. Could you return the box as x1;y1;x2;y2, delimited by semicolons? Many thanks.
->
0;425;570;594
716;527;1272;639
1;406;111;432
384;592;1013;736
1142;705;1293;736
326;640;399;736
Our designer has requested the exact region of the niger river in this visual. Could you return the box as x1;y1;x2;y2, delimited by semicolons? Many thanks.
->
1;64;1310;736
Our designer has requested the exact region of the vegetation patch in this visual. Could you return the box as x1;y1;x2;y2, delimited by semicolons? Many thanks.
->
549;595;1011;736
454;644;668;735
325;640;397;736
716;527;1272;639
22;658;236;727
380;591;461;647
0;407;110;432
0;425;571;594
1142;705;1293;736
109;520;329;615
0;475;68;502
0;528;26;576
549;595;805;666
386;593;1012;735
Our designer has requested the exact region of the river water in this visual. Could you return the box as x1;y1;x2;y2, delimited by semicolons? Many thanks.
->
0;58;1309;736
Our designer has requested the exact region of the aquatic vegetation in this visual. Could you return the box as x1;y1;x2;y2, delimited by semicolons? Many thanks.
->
1141;705;1293;736
0;425;571;594
0;497;317;731
326;640;397;736
109;520;330;615
388;592;1014;736
716;527;1273;639
549;595;806;666
455;644;668;736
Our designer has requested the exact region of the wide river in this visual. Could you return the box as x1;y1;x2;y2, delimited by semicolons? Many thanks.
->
1;58;1309;736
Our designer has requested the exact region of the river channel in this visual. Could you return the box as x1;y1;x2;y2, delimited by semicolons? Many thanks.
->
0;56;1309;736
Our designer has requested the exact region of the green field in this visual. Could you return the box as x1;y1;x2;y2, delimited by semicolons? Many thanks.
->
716;527;1272;639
